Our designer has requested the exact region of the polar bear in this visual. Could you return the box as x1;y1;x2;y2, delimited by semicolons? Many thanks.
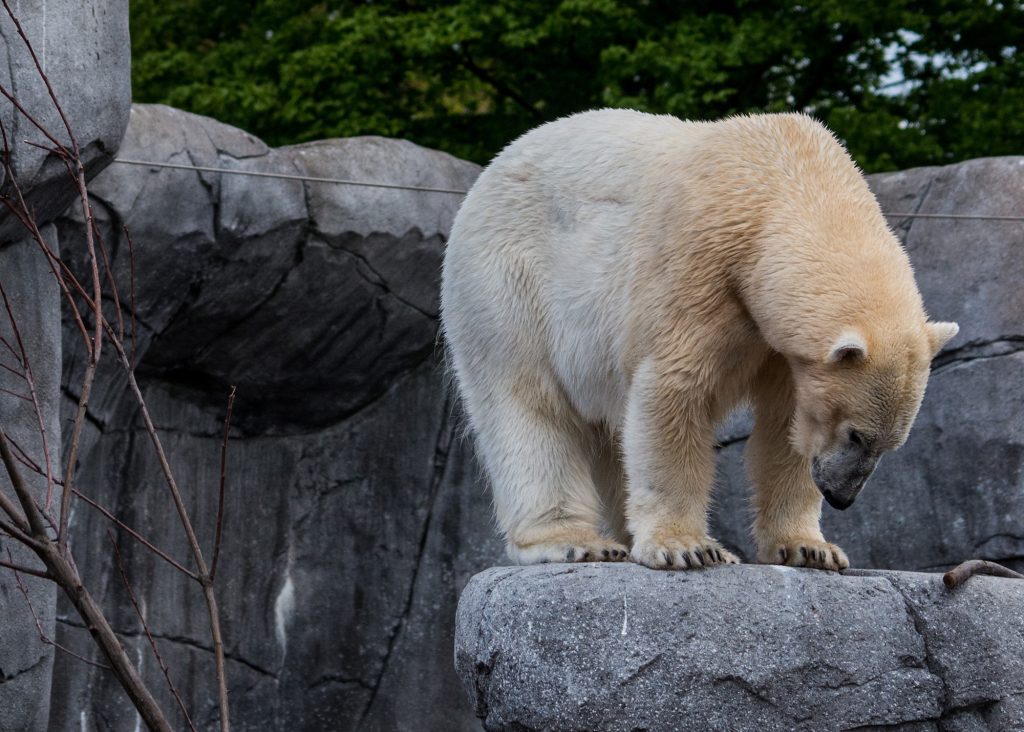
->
440;109;957;571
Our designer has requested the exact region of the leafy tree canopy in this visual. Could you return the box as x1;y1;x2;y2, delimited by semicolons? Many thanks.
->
131;0;1023;171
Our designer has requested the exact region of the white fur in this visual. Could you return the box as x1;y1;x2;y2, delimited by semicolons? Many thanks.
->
441;109;950;570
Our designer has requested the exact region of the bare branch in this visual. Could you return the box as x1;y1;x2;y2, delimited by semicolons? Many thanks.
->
123;225;138;367
0;386;31;401
0;429;49;538
58;164;104;552
0;515;34;544
943;559;1024;589
109;531;199;732
101;322;232;730
0;278;55;509
211;386;236;583
6;550;108;670
0;555;50;579
72;488;199;581
0;0;80;156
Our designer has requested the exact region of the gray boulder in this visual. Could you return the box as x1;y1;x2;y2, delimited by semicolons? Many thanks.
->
710;157;1024;575
456;563;1024;731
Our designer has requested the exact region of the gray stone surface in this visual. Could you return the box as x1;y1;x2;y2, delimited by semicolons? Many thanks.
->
0;2;130;730
0;227;61;732
710;158;1024;575
48;104;498;731
38;99;1023;730
456;563;1024;732
0;0;130;241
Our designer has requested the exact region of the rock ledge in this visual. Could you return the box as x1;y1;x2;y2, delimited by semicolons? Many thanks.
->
455;563;1024;731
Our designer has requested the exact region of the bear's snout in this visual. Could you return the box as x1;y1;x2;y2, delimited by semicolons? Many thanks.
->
811;450;878;511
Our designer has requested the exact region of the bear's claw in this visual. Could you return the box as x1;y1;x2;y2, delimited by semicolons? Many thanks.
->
768;539;849;571
512;538;630;565
631;536;741;570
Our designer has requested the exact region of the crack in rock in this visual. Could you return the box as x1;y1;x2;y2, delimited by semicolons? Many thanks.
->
0;654;46;685
57;616;276;678
932;336;1024;372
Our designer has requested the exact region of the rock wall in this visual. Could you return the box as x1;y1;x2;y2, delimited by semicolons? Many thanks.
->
0;0;130;240
0;3;130;731
42;101;1023;729
49;104;500;731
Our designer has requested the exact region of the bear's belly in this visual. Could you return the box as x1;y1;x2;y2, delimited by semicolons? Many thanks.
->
544;227;633;427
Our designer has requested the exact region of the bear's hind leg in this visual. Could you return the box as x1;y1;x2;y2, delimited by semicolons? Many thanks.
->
748;355;850;570
467;375;628;565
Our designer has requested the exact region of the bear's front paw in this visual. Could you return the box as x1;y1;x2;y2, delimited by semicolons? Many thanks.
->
630;536;740;570
762;539;849;571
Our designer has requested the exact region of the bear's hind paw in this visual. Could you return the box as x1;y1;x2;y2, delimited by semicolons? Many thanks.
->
511;538;629;565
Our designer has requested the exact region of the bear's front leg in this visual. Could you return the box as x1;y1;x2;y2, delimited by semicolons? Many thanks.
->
622;358;740;570
748;355;849;570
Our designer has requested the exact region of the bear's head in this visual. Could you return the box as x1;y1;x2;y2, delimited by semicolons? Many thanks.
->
789;321;959;510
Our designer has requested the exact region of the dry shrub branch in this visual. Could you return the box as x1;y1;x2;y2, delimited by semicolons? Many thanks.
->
0;2;233;729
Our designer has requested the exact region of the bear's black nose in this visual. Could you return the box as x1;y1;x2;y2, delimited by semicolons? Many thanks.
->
823;490;854;511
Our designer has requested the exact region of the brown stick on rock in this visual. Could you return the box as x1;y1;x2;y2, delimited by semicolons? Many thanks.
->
943;559;1024;590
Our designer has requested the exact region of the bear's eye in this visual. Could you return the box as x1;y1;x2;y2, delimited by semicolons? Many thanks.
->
848;429;865;447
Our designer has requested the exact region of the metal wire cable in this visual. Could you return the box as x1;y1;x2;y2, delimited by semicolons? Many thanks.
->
112;158;470;195
112;158;1024;221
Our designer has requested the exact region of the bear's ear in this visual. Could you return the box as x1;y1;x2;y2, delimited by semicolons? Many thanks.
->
827;329;868;364
926;321;959;356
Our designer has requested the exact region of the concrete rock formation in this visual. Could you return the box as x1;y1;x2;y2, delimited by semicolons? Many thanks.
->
49;104;499;731
38;100;1024;729
0;0;130;240
456;563;1024;731
0;2;130;731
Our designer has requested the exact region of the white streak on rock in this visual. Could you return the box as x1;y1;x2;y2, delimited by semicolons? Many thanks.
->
274;550;296;655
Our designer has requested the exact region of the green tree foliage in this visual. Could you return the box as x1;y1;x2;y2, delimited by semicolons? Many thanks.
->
131;0;1024;171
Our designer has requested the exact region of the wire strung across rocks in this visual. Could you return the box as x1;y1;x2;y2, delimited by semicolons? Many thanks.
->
111;158;1024;222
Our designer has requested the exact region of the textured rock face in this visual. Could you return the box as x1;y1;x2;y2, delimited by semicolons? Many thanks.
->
49;104;500;731
0;3;130;731
0;0;131;240
456;563;1024;732
43;98;1022;731
0;230;62;732
711;157;1024;575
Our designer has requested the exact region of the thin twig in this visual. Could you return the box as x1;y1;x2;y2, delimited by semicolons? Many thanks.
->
0;429;49;539
102;322;231;730
72;488;199;581
109;531;199;732
943;559;1024;589
0;0;80;156
57;164;104;552
0;386;31;401
93;222;125;344
123;225;138;367
210;386;236;583
0;278;55;509
0;359;26;378
0;555;49;579
6;550;109;670
0;515;35;545
2;436;171;729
